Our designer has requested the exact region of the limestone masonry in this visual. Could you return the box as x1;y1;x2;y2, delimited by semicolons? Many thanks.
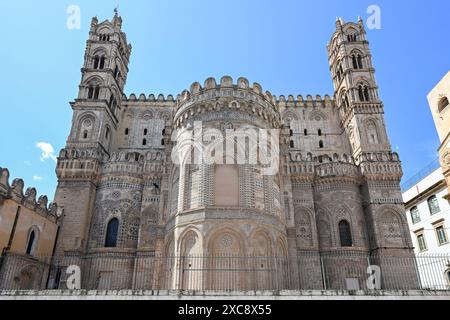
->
4;14;420;291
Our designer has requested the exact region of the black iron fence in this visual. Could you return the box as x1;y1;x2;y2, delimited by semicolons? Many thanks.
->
0;251;449;291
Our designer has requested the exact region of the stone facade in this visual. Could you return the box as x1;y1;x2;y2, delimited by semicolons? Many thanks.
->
48;14;418;291
0;167;61;289
428;71;450;199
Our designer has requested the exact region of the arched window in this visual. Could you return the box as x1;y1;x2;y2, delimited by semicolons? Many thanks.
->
352;54;364;69
364;87;370;101
438;97;449;113
304;129;308;136
105;218;119;248
289;129;293;137
445;269;450;285
87;87;94;99
93;56;100;69
339;220;352;247
290;140;295;148
93;86;100;99
125;128;129;135
161;139;165;146
336;63;344;82
352;55;358;69
410;206;420;224
26;230;36;255
83;130;88;139
110;99;117;114
144;129;148;136
347;34;358;42
358;85;370;102
341;92;350;113
143;138;147;146
357;55;363;69
427;195;440;215
99;56;106;69
367;121;379;144
358;86;364;101
318;129;322;136
319;140;324;148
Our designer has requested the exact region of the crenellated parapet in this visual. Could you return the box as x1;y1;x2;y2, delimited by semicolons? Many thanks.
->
276;94;334;109
124;93;175;103
100;150;166;178
358;151;403;181
286;152;361;184
315;161;361;184
56;148;103;181
173;76;282;129
0;167;62;223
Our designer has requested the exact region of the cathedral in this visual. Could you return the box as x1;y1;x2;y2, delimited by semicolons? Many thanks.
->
43;13;419;290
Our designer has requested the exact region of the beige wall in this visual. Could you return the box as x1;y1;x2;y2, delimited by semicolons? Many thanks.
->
0;199;58;258
214;165;239;207
428;71;450;143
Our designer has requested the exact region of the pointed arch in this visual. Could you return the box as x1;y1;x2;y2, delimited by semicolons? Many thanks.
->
25;226;40;255
338;220;353;247
76;112;98;141
249;228;273;256
356;81;371;102
365;118;380;144
105;217;119;248
84;75;104;86
376;206;409;247
308;110;327;121
206;225;246;256
178;228;202;256
294;206;314;247
316;209;333;248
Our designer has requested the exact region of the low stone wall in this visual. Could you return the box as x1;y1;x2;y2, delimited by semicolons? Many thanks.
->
1;290;450;300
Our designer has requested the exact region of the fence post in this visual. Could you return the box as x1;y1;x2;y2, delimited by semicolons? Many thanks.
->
320;255;327;290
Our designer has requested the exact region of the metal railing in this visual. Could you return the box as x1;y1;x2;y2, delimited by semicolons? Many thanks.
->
401;157;441;192
0;251;449;292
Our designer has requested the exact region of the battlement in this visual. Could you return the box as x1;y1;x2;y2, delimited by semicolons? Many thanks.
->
276;94;334;108
124;93;175;103
121;77;335;111
176;76;334;109
0;167;61;222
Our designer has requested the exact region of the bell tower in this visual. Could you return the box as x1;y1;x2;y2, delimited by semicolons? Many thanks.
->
53;12;132;258
328;17;391;158
66;12;132;154
327;18;415;270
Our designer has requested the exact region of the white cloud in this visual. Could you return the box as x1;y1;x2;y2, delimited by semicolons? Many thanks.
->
36;142;57;163
33;175;43;182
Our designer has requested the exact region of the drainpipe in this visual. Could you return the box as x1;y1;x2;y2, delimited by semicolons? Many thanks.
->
45;224;61;289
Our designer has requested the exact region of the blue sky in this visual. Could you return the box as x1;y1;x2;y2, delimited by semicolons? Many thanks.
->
0;0;449;201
